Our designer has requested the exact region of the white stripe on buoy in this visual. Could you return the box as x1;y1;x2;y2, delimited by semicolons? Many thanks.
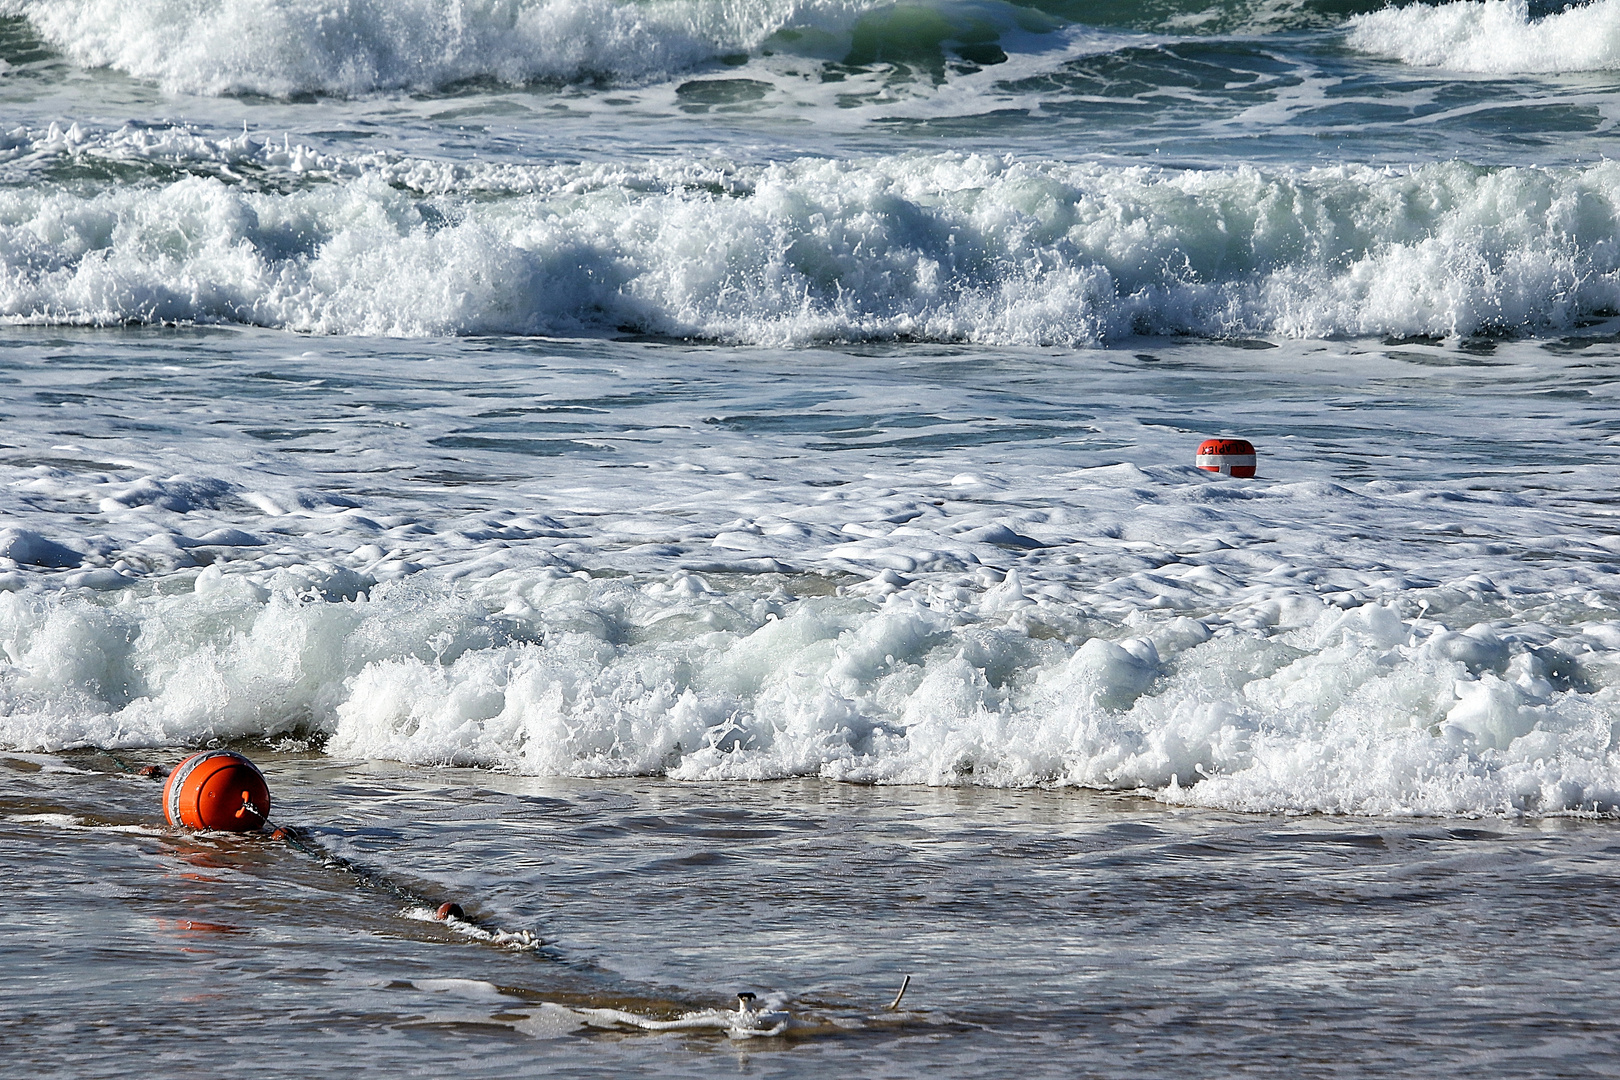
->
1195;452;1256;471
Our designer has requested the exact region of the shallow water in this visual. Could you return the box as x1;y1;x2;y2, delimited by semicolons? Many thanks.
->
7;751;1620;1078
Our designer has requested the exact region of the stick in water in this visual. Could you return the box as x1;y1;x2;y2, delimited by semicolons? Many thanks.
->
886;975;911;1011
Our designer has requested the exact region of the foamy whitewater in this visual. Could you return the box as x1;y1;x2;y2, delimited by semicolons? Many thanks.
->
1349;0;1620;73
3;331;1619;820
6;140;1620;342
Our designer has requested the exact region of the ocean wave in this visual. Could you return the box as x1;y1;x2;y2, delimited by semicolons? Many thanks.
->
1348;0;1620;74
1025;0;1398;35
0;0;1402;99
0;0;1105;97
2;567;1617;817
3;140;1620;343
0;0;875;95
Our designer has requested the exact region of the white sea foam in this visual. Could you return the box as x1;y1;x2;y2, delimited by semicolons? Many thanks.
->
3;139;1620;343
2;556;1618;817
0;0;1079;98
1347;0;1620;74
0;0;882;95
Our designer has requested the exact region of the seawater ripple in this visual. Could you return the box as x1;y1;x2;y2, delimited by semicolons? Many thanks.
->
10;3;1620;1076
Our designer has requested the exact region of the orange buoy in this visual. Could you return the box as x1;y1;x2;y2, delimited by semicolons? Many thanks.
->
1196;437;1257;478
163;750;271;832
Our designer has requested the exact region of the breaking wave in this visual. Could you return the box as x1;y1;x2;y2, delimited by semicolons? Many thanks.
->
1348;0;1620;74
0;0;1412;97
2;566;1619;817
0;0;876;95
3;133;1620;343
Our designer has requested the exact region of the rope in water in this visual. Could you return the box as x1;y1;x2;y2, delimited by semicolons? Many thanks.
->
93;752;912;1022
264;820;490;929
114;752;525;938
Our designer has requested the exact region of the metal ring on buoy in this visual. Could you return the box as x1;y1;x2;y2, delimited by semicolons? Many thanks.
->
1195;437;1257;478
163;750;272;832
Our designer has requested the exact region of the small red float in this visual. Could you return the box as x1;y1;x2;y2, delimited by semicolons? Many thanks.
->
1195;438;1257;478
163;750;271;832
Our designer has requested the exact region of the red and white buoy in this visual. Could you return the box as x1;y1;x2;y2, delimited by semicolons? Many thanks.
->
1195;438;1257;478
163;750;271;831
